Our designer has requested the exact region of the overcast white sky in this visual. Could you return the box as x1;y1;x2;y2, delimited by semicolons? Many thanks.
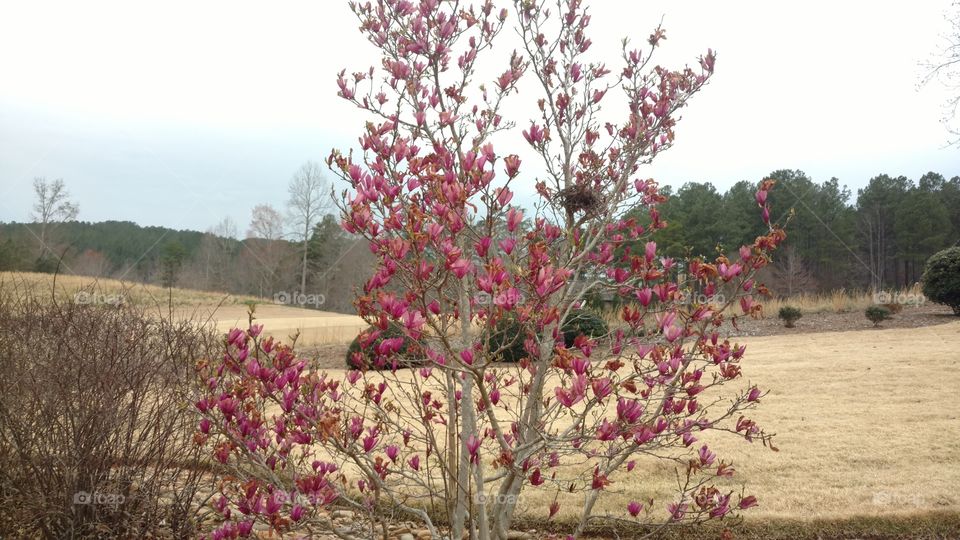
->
1;0;957;235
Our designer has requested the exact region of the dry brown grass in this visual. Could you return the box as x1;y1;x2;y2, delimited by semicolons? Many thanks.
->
0;272;368;345
325;319;960;526
563;320;960;523
599;287;929;330
761;285;925;316
0;271;261;307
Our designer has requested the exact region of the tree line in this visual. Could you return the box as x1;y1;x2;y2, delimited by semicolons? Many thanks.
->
0;165;375;313
647;169;960;293
2;168;957;304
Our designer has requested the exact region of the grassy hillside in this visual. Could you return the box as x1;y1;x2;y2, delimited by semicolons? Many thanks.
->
0;271;260;308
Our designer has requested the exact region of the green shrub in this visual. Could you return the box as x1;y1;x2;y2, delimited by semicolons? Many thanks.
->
560;308;609;346
484;315;533;363
777;306;802;328
921;247;960;315
865;305;891;327
345;323;424;369
481;308;608;363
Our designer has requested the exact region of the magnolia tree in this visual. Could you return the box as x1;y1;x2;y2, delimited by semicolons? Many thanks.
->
194;1;785;539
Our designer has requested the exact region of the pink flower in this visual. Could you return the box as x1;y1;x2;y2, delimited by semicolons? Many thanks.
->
362;432;378;453
504;155;521;178
554;375;586;408
667;502;688;521
644;241;656;262
402;310;426;337
617;398;643;424
199;418;211;435
591;467;611;490
627;501;643;517
636;287;653;307
747;386;761;402
523;123;545;144
498;237;516;255
450;258;473;278
718;262;742;281
493;288;521;310
633;427;655;445
266;491;283;514
496;187;514;206
218;397;237;420
571;357;589;375
663;324;683;343
496;69;515;91
755;189;768;206
597;419;618;441
346;370;362;385
475;236;491;257
710;495;732;518
460;349;474;366
739;495;758;510
290;504;304;522
408;455;421;471
591;378;612;400
698;444;716;466
529;468;544;485
506;208;523;232
386;445;399;463
428;300;441;315
465;434;481;464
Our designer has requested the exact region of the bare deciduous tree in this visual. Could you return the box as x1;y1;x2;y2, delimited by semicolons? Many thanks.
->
247;203;285;241
922;1;960;145
286;161;331;295
771;245;816;297
30;177;79;257
246;204;288;296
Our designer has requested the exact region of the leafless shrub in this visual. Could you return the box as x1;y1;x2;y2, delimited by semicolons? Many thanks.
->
0;278;220;538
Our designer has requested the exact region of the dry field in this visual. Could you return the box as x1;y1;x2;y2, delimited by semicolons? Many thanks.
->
4;271;959;536
0;272;368;346
316;317;960;535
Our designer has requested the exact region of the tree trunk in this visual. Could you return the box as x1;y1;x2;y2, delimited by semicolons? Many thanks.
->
300;237;308;294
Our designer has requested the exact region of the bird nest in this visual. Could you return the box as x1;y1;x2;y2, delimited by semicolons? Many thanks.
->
558;184;603;216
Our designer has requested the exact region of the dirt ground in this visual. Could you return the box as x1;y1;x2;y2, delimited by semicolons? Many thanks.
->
722;303;956;337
